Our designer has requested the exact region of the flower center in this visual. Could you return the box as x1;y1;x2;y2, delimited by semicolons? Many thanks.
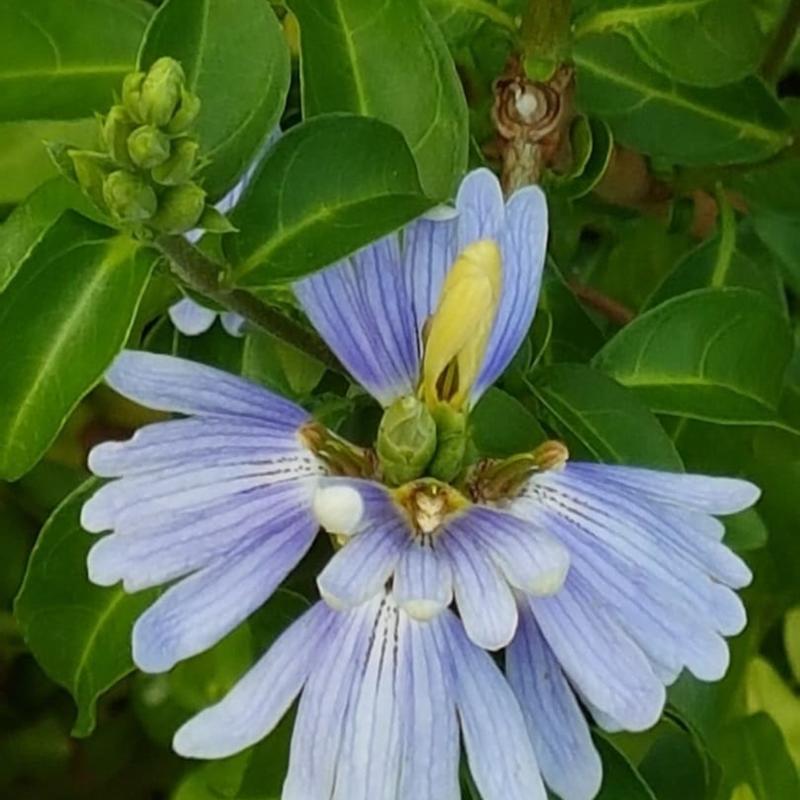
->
393;479;470;538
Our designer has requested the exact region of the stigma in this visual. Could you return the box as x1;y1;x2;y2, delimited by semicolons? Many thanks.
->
393;479;470;538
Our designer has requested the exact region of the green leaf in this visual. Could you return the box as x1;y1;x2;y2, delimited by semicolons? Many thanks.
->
242;330;325;400
14;479;157;736
575;0;765;87
138;0;290;198
470;387;547;457
595;735;657;800
0;212;155;480
574;33;790;165
229;114;434;285
287;0;468;198
785;608;800;686
731;158;800;219
176;324;245;374
724;508;769;553
593;288;793;425
529;363;682;468
0;177;101;292
0;0;151;122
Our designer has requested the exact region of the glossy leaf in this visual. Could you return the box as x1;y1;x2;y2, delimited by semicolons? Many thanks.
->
595;735;657;800
593;288;793;424
574;34;790;165
14;480;157;736
471;387;547;457
287;0;468;198
229;114;434;285
0;212;155;480
529;362;683;468
0;0;151;122
242;330;325;400
139;0;290;198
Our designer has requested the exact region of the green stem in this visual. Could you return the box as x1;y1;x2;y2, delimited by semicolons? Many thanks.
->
520;0;571;59
155;235;342;373
458;0;517;31
762;0;800;82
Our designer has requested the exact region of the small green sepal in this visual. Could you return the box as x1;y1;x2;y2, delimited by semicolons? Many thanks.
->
151;138;199;185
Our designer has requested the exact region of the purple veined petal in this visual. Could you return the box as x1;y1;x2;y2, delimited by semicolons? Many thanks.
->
173;601;333;759
540;468;753;588
283;600;377;800
393;540;453;620
455;168;506;249
398;613;460;800
515;477;747;636
434;610;547;800
472;184;548;402
88;480;315;592
81;455;320;533
438;530;518;650
294;234;419;406
106;350;310;424
87;415;307;478
168;298;217;336
529;572;666;732
450;505;570;596
316;518;406;610
333;597;405;800
566;462;760;515
132;506;318;672
507;608;602;800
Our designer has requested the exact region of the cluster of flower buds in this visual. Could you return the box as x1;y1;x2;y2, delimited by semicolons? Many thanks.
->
67;57;231;236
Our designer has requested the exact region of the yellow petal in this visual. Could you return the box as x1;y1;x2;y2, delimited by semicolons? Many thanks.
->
421;239;502;409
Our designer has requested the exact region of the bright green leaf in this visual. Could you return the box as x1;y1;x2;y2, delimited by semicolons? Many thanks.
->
242;330;325;400
14;479;157;736
287;0;468;198
0;212;155;480
529;363;683;468
574;34;790;165
0;0;151;122
593;288;793;425
595;735;657;800
470;387;547;457
229;114;434;285
139;0;290;198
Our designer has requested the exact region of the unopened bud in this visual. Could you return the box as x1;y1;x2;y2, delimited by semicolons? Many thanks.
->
197;205;238;234
428;404;468;483
70;150;112;210
377;396;437;486
122;71;146;122
127;125;171;169
151;183;206;234
103;170;157;222
102;105;135;165
140;57;185;127
151;138;198;185
167;88;201;134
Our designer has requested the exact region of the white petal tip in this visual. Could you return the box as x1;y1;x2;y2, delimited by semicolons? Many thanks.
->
316;583;353;613
312;485;364;535
400;598;447;621
526;562;570;597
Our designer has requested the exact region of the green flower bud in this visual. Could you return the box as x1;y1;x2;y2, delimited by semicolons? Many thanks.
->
197;205;238;234
122;71;146;122
69;150;112;210
127;125;171;169
101;105;135;165
151;183;206;234
151;138;199;185
167;88;201;134
377;396;437;486
140;57;185;127
103;170;157;222
428;404;468;483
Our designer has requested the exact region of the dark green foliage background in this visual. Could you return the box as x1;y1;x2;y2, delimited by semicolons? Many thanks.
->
2;0;800;798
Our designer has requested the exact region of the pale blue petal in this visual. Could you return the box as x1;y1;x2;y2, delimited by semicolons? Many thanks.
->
168;298;217;336
450;505;570;595
106;350;309;423
173;601;333;759
435;610;547;800
398;613;460;800
220;311;246;337
507;609;602;800
393;540;453;620
88;480;314;592
472;185;548;401
294;235;418;405
283;601;375;800
455;168;505;248
439;529;517;650
132;506;317;672
529;573;666;731
567;462;760;514
333;597;405;800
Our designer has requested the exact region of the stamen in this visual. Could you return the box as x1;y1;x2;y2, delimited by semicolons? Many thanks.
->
393;479;470;538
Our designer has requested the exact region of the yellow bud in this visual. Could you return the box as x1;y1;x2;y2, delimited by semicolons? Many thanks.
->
421;239;502;410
